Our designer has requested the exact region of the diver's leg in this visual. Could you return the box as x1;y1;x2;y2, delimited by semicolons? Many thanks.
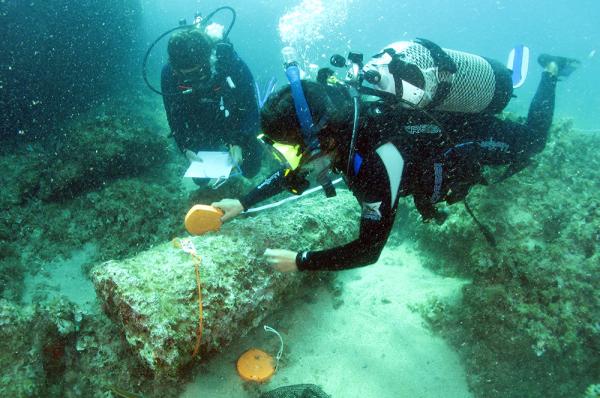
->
525;54;580;154
470;69;559;166
523;71;558;155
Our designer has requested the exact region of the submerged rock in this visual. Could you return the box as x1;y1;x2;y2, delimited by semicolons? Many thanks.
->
36;115;170;202
92;188;360;375
411;121;600;397
0;300;41;397
1;113;170;205
0;297;86;397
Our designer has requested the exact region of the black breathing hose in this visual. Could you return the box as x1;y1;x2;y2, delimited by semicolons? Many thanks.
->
464;199;497;248
203;6;236;39
142;6;237;96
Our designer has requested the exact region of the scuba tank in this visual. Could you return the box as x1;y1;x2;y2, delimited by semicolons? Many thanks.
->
359;39;513;114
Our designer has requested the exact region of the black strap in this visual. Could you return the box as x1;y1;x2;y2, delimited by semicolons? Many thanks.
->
414;38;457;73
464;199;497;248
414;38;457;110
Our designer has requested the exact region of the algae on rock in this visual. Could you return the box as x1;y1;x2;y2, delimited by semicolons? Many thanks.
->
36;115;170;202
92;188;360;375
410;121;600;398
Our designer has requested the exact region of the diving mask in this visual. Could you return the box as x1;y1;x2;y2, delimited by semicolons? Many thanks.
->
261;134;335;196
259;134;303;170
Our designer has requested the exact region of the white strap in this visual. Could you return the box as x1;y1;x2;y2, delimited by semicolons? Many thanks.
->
375;142;404;205
246;178;343;213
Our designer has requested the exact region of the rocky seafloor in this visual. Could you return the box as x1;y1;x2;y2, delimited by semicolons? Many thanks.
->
0;101;598;397
409;120;600;398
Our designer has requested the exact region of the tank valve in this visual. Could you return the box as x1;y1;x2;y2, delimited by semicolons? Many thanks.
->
364;70;382;84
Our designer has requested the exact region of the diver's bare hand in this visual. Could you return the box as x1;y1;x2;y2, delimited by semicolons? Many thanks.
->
229;145;243;165
211;199;243;222
185;150;203;163
264;249;298;273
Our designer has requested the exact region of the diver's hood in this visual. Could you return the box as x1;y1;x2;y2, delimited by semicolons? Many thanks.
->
174;56;218;95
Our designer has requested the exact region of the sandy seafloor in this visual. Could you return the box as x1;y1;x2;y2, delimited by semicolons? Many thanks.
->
12;149;475;398
180;241;471;398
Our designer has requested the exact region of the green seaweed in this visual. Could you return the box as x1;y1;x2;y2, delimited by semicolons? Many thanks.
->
411;119;600;397
109;385;146;398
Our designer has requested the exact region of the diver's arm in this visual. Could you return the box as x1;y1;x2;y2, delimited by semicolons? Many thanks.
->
297;155;397;271
161;64;188;153
239;169;288;210
296;216;393;271
230;58;263;170
234;58;260;138
213;169;288;222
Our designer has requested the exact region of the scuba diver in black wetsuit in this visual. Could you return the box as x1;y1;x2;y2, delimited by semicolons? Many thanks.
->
160;22;262;184
211;40;579;272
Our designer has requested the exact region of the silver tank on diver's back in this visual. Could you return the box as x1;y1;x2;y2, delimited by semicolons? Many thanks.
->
363;40;513;114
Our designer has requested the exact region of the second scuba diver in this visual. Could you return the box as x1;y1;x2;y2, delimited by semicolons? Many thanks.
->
211;39;579;273
161;18;263;186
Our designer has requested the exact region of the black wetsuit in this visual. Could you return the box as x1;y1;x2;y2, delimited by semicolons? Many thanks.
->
161;46;262;178
241;72;558;271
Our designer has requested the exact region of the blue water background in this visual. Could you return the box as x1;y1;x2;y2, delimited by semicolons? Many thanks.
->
141;0;600;131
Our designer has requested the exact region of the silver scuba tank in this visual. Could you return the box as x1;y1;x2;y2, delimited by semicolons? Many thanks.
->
363;39;513;114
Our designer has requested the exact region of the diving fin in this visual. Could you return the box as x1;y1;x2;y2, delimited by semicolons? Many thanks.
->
538;54;581;78
507;44;530;88
255;77;277;109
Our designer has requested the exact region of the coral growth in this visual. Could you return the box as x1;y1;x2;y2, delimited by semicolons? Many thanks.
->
36;114;170;201
412;120;600;397
91;189;360;376
0;297;183;397
0;110;188;303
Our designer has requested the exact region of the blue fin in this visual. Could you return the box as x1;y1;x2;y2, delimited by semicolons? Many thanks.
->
507;45;530;88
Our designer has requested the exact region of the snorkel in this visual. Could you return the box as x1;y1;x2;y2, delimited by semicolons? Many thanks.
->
282;46;337;197
142;6;237;96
